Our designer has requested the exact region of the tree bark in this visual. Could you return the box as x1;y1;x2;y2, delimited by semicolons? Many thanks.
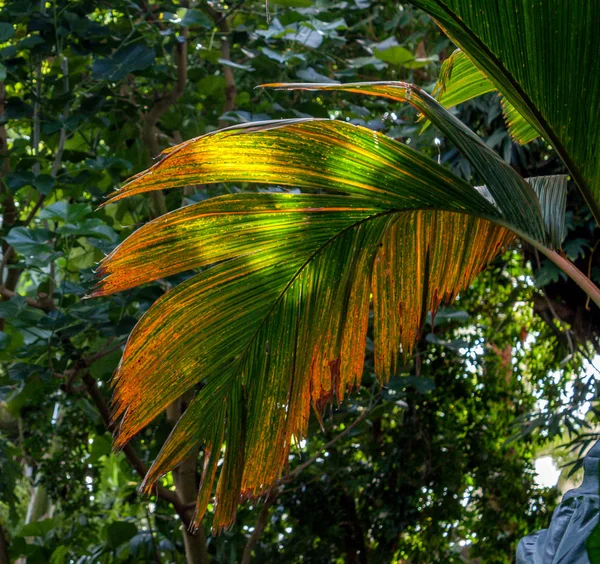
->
241;492;278;564
0;82;16;331
202;6;237;129
166;392;210;564
339;491;368;564
0;522;9;564
76;369;195;528
141;23;188;218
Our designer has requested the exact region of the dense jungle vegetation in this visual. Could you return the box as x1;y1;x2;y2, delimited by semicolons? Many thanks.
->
1;1;599;562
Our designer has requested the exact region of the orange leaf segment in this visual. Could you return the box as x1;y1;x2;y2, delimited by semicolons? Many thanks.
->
97;119;519;531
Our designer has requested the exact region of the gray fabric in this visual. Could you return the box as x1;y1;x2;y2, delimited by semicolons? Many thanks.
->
517;441;600;563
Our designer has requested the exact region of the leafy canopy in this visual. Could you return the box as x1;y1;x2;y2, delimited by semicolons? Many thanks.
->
4;0;594;560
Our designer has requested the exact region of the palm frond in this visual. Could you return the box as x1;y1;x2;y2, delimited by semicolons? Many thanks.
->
95;119;544;531
262;82;549;244
433;49;539;144
407;0;600;223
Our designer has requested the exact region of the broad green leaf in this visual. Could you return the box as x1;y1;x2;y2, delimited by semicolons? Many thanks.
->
17;518;55;538
0;296;44;323
40;201;91;222
261;46;305;64
105;521;137;549
407;0;600;223
50;545;70;564
271;0;312;7
0;23;15;43
217;58;254;71
18;35;44;50
4;227;53;256
33;174;55;195
374;45;437;69
92;43;155;82
296;67;338;83
431;49;539;144
179;8;212;28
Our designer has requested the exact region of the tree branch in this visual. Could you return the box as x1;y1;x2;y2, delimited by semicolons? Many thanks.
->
141;23;188;218
50;330;195;529
166;393;210;564
241;491;279;564
77;369;194;528
241;405;375;562
0;285;55;310
202;5;237;128
0;521;9;564
280;406;372;484
0;81;16;331
527;237;600;310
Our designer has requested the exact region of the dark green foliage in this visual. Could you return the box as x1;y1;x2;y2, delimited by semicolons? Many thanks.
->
0;0;596;562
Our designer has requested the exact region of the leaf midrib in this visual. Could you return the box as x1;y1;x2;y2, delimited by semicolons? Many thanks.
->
233;209;398;381
228;205;503;395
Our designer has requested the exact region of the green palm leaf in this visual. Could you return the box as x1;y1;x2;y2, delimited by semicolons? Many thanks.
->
434;49;495;108
95;118;578;531
433;49;539;144
407;0;600;223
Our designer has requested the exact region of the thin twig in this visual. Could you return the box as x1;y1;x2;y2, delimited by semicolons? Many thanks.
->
0;285;55;310
241;491;279;564
145;505;161;564
241;401;377;563
78;369;193;527
280;406;373;484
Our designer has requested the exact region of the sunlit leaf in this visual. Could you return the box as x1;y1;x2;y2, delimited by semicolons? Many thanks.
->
501;96;539;145
434;49;494;108
432;49;539;144
408;0;600;223
374;45;437;69
96;118;534;531
261;82;548;244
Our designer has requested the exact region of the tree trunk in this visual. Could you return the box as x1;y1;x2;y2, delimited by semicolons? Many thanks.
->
0;522;9;564
339;491;368;564
166;393;210;564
